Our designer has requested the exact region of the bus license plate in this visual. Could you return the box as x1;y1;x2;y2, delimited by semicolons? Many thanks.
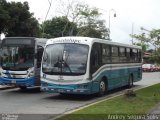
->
58;89;64;92
11;80;16;84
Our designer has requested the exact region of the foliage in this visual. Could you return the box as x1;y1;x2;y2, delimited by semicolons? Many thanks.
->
77;26;101;38
131;29;160;50
77;6;108;39
149;48;160;64
133;41;149;52
131;28;160;63
1;0;108;39
0;0;10;34
56;0;108;39
0;0;40;37
41;16;77;38
149;29;160;49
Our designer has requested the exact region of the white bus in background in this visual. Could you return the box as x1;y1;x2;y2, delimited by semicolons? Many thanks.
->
41;37;142;96
0;37;47;90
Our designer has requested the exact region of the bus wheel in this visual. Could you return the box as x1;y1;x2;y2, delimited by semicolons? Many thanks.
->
19;86;27;90
128;75;133;88
98;79;107;97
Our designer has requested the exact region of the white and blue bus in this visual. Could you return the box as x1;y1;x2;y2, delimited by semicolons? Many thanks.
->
0;37;47;90
41;37;142;95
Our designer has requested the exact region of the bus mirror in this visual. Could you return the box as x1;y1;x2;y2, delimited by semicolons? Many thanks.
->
86;74;92;80
89;74;92;80
88;71;92;80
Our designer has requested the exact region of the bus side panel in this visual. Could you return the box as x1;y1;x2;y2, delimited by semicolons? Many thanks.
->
110;68;122;89
91;66;141;93
128;66;142;82
119;67;129;86
108;66;129;90
91;67;128;93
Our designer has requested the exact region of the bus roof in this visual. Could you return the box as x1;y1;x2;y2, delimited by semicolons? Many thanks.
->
2;37;48;48
47;36;142;49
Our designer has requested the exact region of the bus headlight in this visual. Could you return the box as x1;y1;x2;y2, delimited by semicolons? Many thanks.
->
29;72;34;77
28;71;34;78
27;67;34;78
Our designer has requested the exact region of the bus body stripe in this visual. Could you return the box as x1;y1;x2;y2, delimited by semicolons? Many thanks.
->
92;63;142;79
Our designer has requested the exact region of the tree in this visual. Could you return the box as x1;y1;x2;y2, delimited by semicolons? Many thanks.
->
131;29;160;50
134;42;149;52
77;7;108;38
131;28;160;64
131;33;149;52
56;0;84;36
0;0;10;34
56;0;108;39
0;0;40;37
149;29;160;50
41;16;77;38
77;26;101;38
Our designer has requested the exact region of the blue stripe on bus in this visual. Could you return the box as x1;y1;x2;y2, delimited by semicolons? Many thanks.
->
0;77;35;86
91;67;142;93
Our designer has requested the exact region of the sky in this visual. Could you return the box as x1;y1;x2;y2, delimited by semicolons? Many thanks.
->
6;0;160;44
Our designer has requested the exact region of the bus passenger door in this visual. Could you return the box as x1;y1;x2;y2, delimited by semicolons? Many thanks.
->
35;45;44;86
90;43;101;93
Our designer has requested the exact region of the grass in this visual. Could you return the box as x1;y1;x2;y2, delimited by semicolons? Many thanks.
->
56;84;160;120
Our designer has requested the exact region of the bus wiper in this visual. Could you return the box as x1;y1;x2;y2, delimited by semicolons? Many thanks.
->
54;54;72;73
62;60;72;73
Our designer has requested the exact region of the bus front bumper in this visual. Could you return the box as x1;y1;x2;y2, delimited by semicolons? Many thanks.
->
0;77;35;87
41;81;92;94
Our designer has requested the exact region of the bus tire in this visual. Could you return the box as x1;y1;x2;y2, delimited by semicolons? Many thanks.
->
128;75;133;88
19;86;27;90
97;78;107;97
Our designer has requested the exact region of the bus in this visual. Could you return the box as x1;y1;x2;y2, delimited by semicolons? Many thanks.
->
41;37;142;96
0;37;47;90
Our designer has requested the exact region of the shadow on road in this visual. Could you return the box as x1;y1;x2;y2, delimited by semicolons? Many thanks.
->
8;87;42;94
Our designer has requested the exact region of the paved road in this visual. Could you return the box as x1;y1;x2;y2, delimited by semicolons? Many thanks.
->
0;72;159;120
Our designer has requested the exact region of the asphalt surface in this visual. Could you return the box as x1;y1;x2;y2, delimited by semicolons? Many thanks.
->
0;72;159;120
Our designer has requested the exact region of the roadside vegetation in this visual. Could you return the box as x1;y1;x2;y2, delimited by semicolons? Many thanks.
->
0;0;108;39
56;84;160;120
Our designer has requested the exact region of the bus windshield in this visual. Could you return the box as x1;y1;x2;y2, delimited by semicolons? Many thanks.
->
1;46;34;70
42;43;89;75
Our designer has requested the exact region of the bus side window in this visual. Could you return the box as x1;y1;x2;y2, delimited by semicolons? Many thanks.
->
131;49;137;62
126;48;130;62
119;47;126;63
90;43;102;74
111;46;119;63
138;49;142;62
102;44;111;64
37;45;44;68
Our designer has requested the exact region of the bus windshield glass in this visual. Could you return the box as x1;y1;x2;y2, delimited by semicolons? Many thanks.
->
1;46;34;70
42;43;89;75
